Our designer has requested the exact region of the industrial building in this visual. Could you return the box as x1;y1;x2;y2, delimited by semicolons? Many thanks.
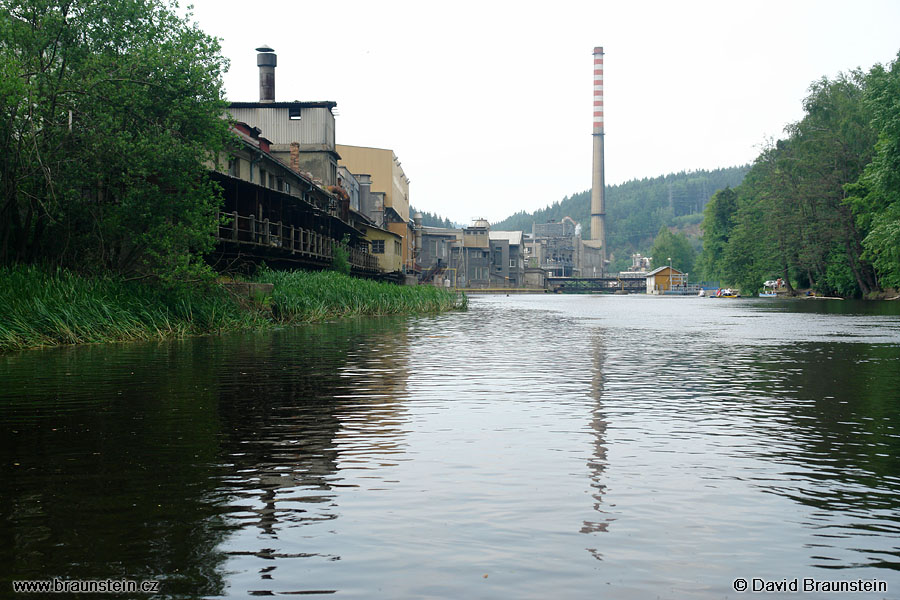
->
336;144;415;275
527;218;579;277
416;219;528;289
219;45;414;280
227;46;340;188
207;121;377;274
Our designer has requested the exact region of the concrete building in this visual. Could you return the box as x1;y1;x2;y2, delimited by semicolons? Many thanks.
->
227;47;340;187
337;167;360;212
336;145;413;272
456;219;492;288
529;219;578;277
524;267;548;288
416;220;530;289
489;231;525;287
418;226;459;284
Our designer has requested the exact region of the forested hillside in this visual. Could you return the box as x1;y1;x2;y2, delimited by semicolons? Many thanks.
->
411;209;461;229
698;51;900;298
492;166;748;272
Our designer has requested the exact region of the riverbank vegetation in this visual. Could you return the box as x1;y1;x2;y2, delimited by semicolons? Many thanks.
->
0;266;467;353
0;1;466;355
0;0;231;284
697;51;900;298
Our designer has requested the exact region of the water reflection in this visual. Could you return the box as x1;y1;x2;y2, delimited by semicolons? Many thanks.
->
581;332;611;564
0;318;411;598
211;320;411;595
2;295;899;599
0;341;233;598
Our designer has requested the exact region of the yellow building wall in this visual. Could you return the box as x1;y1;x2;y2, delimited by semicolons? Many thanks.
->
364;225;403;273
337;144;410;222
386;222;409;268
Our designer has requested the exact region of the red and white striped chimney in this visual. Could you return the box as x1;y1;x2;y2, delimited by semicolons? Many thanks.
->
592;46;604;134
590;46;607;269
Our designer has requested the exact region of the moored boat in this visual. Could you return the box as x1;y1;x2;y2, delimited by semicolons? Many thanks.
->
711;288;740;298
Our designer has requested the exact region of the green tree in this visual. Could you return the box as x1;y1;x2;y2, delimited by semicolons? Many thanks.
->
0;0;233;281
848;51;900;289
702;67;886;297
697;187;738;281
650;226;696;277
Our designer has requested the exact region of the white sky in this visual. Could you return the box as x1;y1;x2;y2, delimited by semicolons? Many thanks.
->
184;0;900;224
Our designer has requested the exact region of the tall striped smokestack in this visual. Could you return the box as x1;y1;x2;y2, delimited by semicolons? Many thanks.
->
590;46;607;267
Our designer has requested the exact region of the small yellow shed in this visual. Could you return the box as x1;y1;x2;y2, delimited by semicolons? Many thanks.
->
645;266;687;294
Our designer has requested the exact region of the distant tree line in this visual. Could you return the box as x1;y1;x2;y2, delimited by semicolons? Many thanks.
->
698;52;900;297
492;166;748;273
412;208;459;229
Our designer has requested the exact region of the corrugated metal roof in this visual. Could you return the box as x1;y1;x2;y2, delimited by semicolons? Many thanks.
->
489;231;523;245
229;101;337;109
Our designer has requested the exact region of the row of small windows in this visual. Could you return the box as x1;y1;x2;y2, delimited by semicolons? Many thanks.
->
228;159;291;195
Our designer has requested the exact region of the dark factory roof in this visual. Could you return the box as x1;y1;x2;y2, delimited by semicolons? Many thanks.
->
228;101;337;110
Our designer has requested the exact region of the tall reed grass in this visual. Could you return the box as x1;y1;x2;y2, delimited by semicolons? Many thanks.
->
0;265;466;352
252;268;467;323
0;264;268;352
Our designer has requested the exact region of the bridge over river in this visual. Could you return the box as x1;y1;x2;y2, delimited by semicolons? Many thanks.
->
547;276;646;293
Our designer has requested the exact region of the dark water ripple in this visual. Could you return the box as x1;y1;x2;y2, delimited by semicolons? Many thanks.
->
1;296;899;598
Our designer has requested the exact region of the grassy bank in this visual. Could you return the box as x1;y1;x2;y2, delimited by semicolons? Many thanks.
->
0;265;466;353
252;268;467;322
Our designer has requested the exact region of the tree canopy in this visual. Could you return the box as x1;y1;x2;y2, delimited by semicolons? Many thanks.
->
650;226;696;275
698;53;900;297
0;0;233;281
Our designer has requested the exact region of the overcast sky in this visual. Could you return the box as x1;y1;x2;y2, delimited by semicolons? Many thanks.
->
185;0;900;225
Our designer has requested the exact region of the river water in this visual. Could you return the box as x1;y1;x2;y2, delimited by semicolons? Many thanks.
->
2;295;899;599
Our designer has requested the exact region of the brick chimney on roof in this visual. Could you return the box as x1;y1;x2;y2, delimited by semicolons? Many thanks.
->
289;142;300;173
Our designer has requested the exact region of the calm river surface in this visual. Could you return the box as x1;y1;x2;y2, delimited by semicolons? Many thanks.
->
2;295;900;599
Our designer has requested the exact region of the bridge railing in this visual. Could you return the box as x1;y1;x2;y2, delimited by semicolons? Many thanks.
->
217;211;379;272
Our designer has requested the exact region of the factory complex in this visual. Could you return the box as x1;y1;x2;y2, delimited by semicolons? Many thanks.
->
211;45;641;291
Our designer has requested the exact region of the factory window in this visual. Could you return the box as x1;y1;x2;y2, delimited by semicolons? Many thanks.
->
259;168;266;186
289;107;302;120
228;158;241;178
275;177;284;192
510;258;517;268
371;240;385;254
395;240;402;255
